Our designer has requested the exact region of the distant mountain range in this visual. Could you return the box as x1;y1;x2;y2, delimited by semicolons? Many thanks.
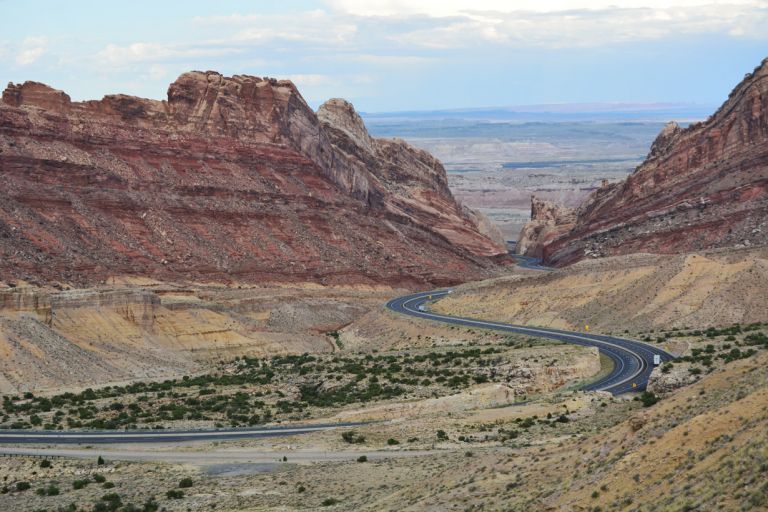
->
362;102;714;123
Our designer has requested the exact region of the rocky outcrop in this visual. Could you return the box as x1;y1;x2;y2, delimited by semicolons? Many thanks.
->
518;58;768;265
515;196;575;257
0;72;505;288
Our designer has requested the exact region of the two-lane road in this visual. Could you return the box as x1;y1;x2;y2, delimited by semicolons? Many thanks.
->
386;289;673;395
0;423;365;445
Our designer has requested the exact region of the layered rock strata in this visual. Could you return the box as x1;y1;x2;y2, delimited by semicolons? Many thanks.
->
0;72;506;287
518;59;768;265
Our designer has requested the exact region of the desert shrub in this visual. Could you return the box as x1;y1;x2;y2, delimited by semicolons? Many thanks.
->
16;481;31;491
341;431;365;444
640;392;659;407
356;455;368;462
179;477;193;488
165;489;184;499
73;479;90;490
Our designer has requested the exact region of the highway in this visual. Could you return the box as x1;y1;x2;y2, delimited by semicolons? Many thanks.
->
386;247;674;394
506;241;553;271
0;423;364;445
0;248;670;448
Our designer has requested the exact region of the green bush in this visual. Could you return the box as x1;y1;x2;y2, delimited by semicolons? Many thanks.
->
93;474;106;483
436;429;449;441
321;498;339;506
356;455;368;463
101;493;122;507
166;489;184;499
73;479;90;490
341;431;365;444
386;438;400;445
39;459;52;469
640;391;659;407
16;481;31;491
179;477;193;488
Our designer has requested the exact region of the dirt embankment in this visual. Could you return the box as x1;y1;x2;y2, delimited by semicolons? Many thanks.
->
0;283;397;394
433;247;768;333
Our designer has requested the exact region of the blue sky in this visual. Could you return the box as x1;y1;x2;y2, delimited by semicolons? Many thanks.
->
1;0;766;111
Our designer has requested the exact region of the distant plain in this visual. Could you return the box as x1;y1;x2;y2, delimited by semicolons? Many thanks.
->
366;106;706;239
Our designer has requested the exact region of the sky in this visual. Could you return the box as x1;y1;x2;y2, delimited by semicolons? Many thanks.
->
0;0;767;112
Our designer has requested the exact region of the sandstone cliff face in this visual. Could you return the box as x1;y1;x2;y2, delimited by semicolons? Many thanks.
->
519;59;768;265
0;72;505;288
317;98;506;256
515;196;575;257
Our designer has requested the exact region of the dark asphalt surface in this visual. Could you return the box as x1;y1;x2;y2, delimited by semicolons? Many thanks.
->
386;246;674;394
0;422;365;444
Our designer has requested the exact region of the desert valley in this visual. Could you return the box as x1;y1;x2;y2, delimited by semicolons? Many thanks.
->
0;4;767;512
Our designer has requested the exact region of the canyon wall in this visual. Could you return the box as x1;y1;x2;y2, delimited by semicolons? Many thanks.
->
0;72;506;288
518;59;768;265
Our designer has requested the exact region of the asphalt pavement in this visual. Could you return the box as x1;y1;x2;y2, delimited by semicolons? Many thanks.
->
385;252;674;395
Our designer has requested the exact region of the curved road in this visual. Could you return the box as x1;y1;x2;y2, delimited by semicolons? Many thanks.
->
1;249;671;446
0;423;364;445
506;241;552;272
386;259;674;395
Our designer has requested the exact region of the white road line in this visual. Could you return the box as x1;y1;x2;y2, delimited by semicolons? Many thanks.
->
0;426;336;439
397;291;647;393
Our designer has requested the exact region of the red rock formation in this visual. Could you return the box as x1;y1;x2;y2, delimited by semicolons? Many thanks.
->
520;58;768;265
515;196;575;258
0;72;506;288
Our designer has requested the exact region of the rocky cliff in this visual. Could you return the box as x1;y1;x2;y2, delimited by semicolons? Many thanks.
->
518;58;768;265
0;72;506;288
515;196;575;258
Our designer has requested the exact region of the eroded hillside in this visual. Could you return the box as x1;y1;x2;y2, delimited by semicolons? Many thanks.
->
0;72;505;289
518;58;768;265
434;247;768;332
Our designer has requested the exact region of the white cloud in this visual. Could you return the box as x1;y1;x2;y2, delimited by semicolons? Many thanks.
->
326;0;765;17
97;42;242;66
195;10;358;45
321;0;768;48
385;4;768;48
15;36;48;65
